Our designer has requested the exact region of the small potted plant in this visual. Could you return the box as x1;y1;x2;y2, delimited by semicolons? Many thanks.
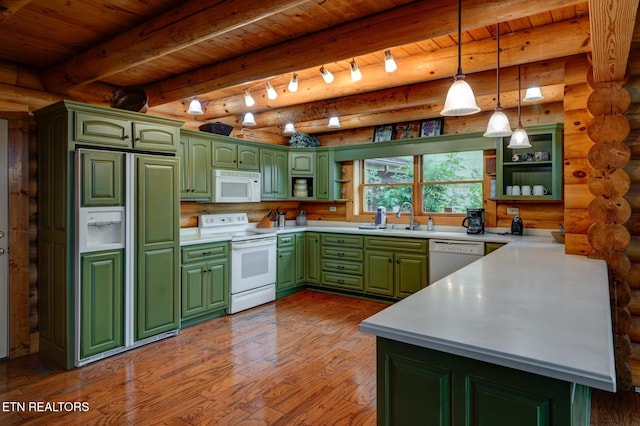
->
289;132;320;148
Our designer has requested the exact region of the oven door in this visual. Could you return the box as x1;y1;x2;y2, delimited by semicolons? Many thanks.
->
230;236;276;294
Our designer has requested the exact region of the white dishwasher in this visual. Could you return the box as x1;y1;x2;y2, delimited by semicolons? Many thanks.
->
429;239;485;284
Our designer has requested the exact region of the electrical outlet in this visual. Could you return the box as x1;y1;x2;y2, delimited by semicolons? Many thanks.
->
329;205;337;212
507;207;519;215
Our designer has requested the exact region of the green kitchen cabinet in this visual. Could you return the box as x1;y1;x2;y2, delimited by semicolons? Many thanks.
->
260;148;288;199
316;148;343;200
80;150;124;206
319;233;364;292
75;108;179;152
485;242;505;255
295;233;306;284
364;236;428;299
181;242;229;326
213;139;259;170
289;150;315;175
277;233;305;297
377;337;590;426
80;249;124;359
179;131;212;200
135;155;180;341
305;232;320;284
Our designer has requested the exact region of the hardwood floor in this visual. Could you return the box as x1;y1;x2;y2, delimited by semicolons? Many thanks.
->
0;290;639;425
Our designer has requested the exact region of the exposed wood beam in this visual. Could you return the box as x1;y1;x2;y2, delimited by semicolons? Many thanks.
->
589;0;639;82
41;0;308;94
154;17;589;123
0;0;31;24
146;0;585;106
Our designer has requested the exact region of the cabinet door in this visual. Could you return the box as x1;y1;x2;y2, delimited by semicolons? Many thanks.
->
81;151;124;206
290;151;315;175
187;136;212;199
395;253;428;298
305;233;320;284
80;250;124;358
295;233;306;284
364;251;394;297
212;141;238;168
178;138;190;197
181;263;207;319
135;155;180;340
74;111;132;148
132;122;179;153
205;258;229;312
277;247;295;291
316;151;330;199
260;149;276;198
237;145;260;170
274;150;288;198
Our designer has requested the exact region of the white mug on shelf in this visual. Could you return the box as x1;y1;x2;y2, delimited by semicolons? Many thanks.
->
505;185;513;195
521;185;532;196
533;185;548;195
511;185;521;196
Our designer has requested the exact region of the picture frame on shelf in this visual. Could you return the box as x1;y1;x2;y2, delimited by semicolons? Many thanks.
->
420;118;444;137
373;124;393;142
393;121;421;139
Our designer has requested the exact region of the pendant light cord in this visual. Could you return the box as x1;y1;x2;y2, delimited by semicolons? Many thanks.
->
496;23;501;108
456;0;463;76
517;64;522;126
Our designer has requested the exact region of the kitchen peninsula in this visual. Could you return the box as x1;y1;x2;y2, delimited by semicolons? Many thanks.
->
359;236;615;425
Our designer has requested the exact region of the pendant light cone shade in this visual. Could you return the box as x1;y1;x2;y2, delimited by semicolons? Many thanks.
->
384;50;398;73
242;112;256;126
524;87;544;101
507;65;531;149
320;66;334;83
288;73;299;92
244;90;255;107
484;23;512;137
266;81;278;100
284;122;296;133
328;116;341;128
441;0;480;116
187;97;204;115
350;59;362;81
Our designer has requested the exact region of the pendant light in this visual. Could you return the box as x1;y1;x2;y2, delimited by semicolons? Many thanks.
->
524;87;543;101
288;73;299;92
187;97;204;115
507;64;531;149
441;0;480;116
244;89;256;107
484;22;512;137
284;122;296;133
384;50;398;73
242;112;256;126
328;116;341;128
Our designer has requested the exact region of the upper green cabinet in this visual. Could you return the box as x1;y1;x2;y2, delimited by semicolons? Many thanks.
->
80;150;124;206
260;148;288;199
212;139;259;170
74;107;181;153
179;132;212;200
289;151;315;175
495;123;563;201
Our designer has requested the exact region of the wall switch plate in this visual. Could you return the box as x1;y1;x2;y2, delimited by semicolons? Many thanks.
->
329;206;337;212
507;207;519;215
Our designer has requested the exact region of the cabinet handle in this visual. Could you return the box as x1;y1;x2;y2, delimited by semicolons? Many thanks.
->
123;135;130;141
338;265;344;270
338;279;344;284
337;239;345;243
201;251;212;256
337;252;344;257
396;259;400;264
388;259;392;263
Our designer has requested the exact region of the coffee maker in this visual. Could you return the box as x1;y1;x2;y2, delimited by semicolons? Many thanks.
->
462;208;485;234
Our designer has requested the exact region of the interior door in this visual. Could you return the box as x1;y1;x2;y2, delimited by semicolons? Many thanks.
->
0;119;8;359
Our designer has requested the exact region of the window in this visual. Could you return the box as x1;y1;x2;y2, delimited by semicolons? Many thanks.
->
422;151;483;213
359;150;483;214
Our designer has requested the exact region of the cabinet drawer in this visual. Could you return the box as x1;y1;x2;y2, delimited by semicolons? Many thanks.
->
365;236;427;253
322;259;364;275
321;233;363;248
321;246;363;262
321;272;364;291
182;243;228;263
277;234;295;247
74;111;131;148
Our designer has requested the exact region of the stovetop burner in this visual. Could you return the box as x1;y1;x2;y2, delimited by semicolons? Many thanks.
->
198;213;275;241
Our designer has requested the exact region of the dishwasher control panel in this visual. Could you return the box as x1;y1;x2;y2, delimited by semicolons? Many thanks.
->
429;240;485;256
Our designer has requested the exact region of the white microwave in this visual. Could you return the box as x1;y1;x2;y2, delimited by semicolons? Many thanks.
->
212;169;261;203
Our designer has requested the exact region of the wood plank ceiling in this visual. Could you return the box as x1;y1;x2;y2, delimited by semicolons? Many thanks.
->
0;0;637;140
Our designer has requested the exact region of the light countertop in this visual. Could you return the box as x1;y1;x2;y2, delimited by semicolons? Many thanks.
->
359;238;616;392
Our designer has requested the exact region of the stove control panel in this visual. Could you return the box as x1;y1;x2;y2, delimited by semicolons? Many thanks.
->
200;213;249;228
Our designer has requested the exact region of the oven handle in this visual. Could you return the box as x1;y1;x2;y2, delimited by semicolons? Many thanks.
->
231;237;277;249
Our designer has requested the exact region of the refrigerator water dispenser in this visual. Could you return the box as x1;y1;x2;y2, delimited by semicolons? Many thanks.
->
78;207;125;252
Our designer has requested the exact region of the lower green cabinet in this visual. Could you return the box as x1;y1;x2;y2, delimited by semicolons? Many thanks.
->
80;249;124;359
180;242;229;327
377;337;590;426
364;236;428;299
277;233;305;297
305;232;320;284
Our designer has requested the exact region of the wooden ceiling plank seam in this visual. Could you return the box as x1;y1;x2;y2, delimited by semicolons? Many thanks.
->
143;0;586;106
41;0;310;93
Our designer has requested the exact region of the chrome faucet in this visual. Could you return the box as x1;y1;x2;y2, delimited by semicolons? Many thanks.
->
395;202;419;230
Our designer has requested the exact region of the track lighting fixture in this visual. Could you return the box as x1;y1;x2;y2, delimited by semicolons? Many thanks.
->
284;122;296;133
328;116;341;128
384;50;398;73
288;73;299;92
187;97;204;115
244;89;255;107
320;66;334;84
242;112;256;126
266;81;278;100
350;59;362;81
